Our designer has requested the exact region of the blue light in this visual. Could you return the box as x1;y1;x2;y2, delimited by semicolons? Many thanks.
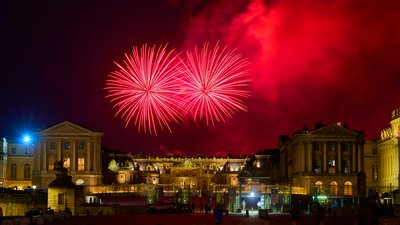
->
23;135;31;144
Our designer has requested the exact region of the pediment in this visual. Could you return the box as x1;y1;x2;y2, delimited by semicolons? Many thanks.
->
310;124;359;137
41;121;93;135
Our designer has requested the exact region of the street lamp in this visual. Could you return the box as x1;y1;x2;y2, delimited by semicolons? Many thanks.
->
23;135;31;144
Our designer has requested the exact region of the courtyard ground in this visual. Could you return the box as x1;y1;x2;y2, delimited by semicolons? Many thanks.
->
45;212;360;225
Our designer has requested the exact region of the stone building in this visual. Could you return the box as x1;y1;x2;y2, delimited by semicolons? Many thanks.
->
379;107;400;194
102;150;250;209
364;140;380;195
0;137;33;189
32;121;103;192
99;148;282;211
1;107;400;215
279;123;367;203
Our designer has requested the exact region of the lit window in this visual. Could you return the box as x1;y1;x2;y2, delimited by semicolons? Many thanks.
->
78;158;85;171
314;181;323;193
24;164;31;179
344;181;352;195
10;163;17;179
64;158;71;169
48;156;55;171
329;181;338;195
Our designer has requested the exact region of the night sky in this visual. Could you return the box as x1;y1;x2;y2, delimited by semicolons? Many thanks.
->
1;0;400;156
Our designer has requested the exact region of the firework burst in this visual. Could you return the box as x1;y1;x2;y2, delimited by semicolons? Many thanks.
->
105;44;184;135
180;43;251;126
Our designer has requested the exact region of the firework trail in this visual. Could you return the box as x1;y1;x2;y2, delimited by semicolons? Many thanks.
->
105;44;184;135
180;43;251;126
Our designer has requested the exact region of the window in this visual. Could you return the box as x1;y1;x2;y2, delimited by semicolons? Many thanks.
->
58;193;64;205
10;163;17;179
48;156;56;171
11;147;16;154
344;181;352;195
24;164;31;179
372;148;378;155
78;141;85;150
78;158;85;171
329;181;338;195
328;160;336;173
314;181;323;194
63;141;70;150
49;141;56;149
64;158;70;169
25;146;29;154
372;165;378;180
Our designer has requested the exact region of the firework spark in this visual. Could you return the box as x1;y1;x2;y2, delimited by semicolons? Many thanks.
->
105;44;184;135
180;43;251;126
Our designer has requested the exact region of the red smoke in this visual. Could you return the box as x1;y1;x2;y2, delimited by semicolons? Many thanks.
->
167;0;400;155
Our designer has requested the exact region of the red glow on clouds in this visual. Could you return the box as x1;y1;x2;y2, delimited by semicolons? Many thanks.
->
171;0;400;154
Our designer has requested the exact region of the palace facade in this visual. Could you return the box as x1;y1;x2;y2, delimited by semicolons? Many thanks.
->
278;123;367;206
0;107;399;215
379;108;400;194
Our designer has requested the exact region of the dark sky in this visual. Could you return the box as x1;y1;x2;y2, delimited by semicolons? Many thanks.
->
1;0;400;156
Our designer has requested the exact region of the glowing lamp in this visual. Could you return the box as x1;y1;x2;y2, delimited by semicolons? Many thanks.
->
23;135;31;144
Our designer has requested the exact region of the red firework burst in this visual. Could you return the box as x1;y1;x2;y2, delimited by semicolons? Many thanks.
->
105;44;184;135
180;43;251;126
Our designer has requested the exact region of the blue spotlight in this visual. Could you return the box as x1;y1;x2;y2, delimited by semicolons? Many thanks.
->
23;135;31;144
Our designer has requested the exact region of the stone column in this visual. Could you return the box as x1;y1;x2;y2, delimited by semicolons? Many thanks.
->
358;143;364;172
93;139;98;173
42;139;47;171
38;140;43;171
57;139;62;160
33;138;41;172
301;143;306;172
307;142;312;172
338;142;342;173
303;142;307;173
323;142;327;173
352;143;356;173
72;140;77;172
86;140;91;172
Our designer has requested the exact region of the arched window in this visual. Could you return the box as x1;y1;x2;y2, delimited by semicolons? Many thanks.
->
344;181;352;195
24;164;31;179
329;181;338;195
10;163;17;179
314;181;323;193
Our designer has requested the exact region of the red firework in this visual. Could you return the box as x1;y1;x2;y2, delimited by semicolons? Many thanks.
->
180;43;251;126
105;44;184;135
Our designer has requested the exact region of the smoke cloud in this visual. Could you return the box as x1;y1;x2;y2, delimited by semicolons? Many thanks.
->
166;0;400;155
